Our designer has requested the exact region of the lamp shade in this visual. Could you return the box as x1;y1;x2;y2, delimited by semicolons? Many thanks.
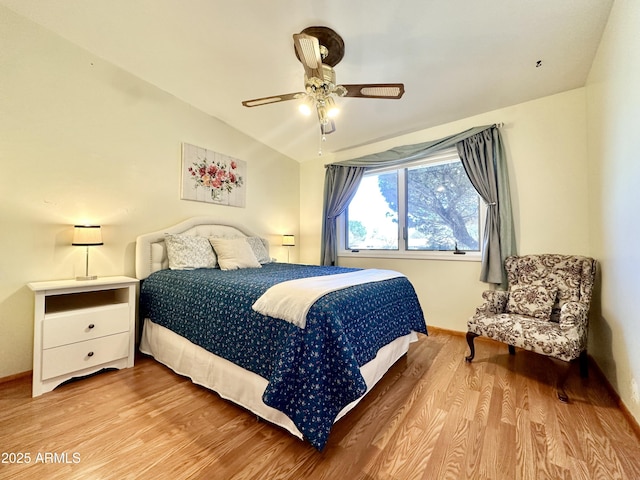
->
72;225;103;246
282;234;295;247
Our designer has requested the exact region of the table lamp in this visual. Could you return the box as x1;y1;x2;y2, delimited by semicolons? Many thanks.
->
72;225;103;280
282;234;295;263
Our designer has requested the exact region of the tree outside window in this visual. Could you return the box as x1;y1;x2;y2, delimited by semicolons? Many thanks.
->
346;152;480;253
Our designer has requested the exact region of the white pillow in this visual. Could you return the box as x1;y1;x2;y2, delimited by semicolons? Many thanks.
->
209;238;261;270
164;234;217;270
246;236;271;264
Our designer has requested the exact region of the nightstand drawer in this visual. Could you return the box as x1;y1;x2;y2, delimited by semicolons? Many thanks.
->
42;304;129;349
41;332;130;380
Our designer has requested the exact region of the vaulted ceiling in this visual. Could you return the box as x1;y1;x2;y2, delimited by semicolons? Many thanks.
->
1;0;613;161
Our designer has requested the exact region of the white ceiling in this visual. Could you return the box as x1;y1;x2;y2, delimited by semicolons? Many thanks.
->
1;0;613;162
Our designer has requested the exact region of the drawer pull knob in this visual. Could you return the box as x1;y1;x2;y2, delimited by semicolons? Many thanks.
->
88;324;95;329
87;351;94;357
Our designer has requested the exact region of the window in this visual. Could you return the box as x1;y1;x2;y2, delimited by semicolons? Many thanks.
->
347;171;399;250
341;149;483;260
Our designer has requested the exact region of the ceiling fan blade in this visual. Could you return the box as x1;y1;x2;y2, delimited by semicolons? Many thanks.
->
242;92;304;107
293;33;324;79
340;83;405;99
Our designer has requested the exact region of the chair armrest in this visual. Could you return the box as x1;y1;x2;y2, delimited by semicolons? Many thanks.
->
475;290;508;316
559;302;589;329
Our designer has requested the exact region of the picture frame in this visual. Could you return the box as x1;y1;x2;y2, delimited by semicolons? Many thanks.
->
181;143;246;208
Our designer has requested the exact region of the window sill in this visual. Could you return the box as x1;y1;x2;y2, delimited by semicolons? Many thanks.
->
337;250;481;262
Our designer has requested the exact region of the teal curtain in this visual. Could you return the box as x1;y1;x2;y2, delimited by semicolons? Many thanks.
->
320;165;366;265
333;125;496;167
320;124;516;284
457;128;516;284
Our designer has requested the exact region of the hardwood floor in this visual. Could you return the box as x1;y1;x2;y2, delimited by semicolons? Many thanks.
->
1;328;639;479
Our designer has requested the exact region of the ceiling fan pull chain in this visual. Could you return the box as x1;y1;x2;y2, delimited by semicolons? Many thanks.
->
318;123;329;156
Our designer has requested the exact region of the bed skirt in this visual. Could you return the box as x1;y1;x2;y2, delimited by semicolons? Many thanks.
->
139;317;417;440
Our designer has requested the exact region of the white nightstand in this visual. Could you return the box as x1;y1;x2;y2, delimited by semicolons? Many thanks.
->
28;276;139;397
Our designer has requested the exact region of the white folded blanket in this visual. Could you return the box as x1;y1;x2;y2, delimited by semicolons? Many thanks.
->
252;269;405;328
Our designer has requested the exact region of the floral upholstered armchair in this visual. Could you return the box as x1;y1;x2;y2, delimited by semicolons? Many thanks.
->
465;254;597;402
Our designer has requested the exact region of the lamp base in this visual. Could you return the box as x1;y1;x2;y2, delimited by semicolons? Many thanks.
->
76;275;98;281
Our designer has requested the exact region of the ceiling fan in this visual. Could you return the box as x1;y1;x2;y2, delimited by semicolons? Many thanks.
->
241;26;405;136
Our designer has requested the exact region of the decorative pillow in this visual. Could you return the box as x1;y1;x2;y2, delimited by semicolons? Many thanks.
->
209;238;261;270
507;284;558;320
164;234;217;270
246;236;271;264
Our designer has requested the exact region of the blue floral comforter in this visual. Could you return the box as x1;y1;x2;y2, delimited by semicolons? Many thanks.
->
140;263;427;450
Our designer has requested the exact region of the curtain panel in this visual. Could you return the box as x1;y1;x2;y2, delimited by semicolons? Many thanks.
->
320;165;366;266
320;124;516;285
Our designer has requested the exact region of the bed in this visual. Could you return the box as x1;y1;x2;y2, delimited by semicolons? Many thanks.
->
135;217;427;450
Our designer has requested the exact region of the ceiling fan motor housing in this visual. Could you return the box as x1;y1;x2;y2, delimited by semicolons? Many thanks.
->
296;26;345;67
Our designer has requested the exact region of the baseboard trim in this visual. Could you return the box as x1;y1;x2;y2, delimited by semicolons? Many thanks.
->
587;356;640;440
0;370;31;385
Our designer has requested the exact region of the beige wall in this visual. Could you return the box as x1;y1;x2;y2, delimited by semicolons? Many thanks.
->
586;0;640;422
300;88;591;333
0;7;300;378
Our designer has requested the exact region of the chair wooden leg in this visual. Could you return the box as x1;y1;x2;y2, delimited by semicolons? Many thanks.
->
557;382;569;403
508;345;516;355
554;353;590;402
551;357;571;403
465;332;479;362
579;350;588;378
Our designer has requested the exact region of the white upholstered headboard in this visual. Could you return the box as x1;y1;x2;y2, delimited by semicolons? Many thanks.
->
135;216;265;279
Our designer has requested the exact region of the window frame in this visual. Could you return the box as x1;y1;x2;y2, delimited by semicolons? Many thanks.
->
338;149;485;262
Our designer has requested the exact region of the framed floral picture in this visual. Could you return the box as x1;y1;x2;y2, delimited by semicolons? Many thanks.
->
181;143;246;207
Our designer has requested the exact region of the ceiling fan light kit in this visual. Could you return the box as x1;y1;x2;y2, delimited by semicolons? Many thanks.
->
242;26;405;151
